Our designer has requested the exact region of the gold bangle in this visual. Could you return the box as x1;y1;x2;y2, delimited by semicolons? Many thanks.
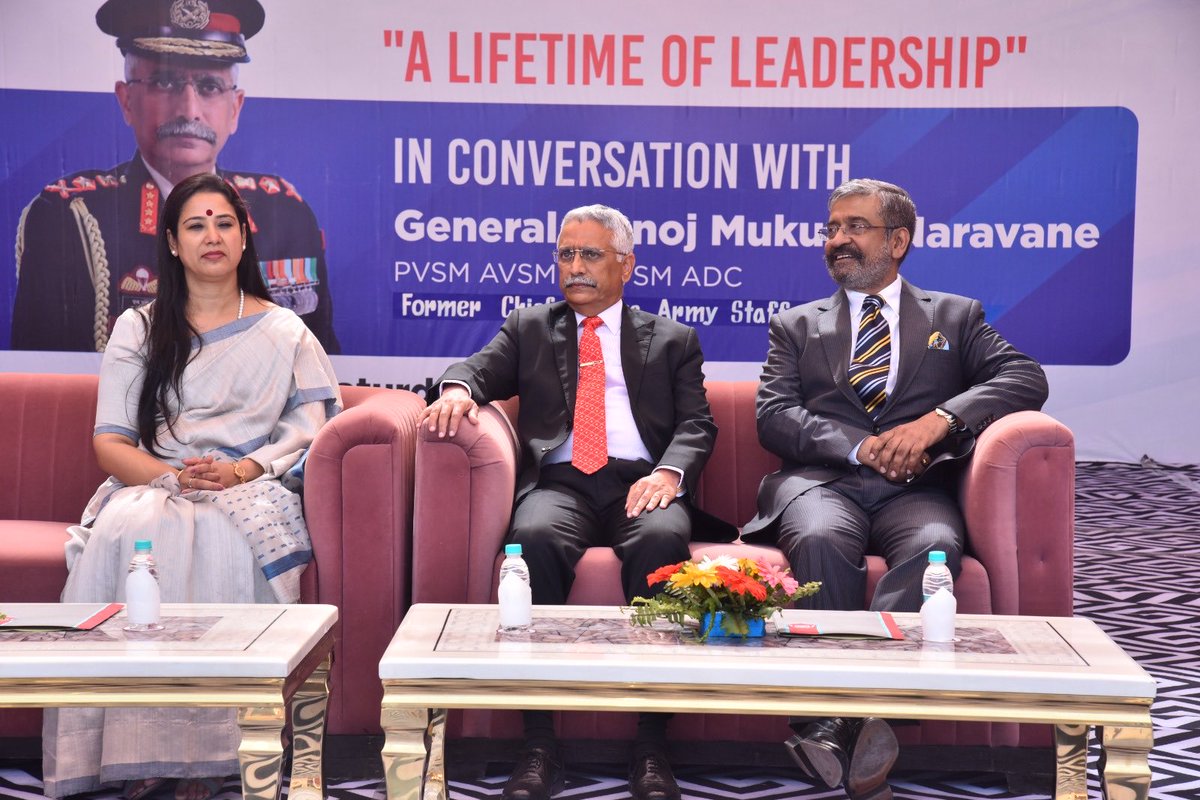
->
176;466;187;484
233;461;248;484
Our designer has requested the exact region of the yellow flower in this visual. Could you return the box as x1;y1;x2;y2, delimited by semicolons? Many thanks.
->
737;558;760;577
671;561;721;589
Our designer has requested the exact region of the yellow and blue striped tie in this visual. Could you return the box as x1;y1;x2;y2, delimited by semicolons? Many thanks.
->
849;295;890;418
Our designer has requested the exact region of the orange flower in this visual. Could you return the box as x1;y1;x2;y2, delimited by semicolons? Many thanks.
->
714;566;768;601
646;562;684;587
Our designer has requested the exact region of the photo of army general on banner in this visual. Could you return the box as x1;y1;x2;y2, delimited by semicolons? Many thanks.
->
9;0;336;354
1;0;1195;463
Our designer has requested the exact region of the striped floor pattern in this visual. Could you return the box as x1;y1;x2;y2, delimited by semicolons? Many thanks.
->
1;461;1197;799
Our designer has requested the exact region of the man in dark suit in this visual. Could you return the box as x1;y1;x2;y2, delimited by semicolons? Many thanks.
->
419;204;715;800
12;0;337;353
742;179;1048;800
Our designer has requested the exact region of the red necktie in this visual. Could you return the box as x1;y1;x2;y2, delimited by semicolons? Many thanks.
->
572;316;607;474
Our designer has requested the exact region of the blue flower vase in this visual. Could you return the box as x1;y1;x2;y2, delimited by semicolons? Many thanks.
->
701;611;766;639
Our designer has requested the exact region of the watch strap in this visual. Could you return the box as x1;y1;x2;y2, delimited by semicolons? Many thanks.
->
935;407;961;434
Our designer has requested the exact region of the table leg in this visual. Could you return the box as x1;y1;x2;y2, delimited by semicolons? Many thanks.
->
237;704;287;800
381;706;448;800
1100;724;1153;800
1054;723;1089;800
426;708;447;800
289;655;331;800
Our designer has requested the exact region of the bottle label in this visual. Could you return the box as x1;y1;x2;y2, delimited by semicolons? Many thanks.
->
125;568;161;625
497;572;532;629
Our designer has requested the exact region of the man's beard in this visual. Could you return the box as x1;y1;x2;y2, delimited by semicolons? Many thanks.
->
825;240;894;291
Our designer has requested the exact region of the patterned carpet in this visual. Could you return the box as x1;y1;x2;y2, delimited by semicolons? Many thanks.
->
1;461;1197;799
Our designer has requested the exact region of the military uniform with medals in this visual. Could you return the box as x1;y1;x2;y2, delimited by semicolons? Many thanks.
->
13;155;339;352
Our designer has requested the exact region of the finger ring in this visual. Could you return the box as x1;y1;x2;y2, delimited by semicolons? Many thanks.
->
187;476;193;488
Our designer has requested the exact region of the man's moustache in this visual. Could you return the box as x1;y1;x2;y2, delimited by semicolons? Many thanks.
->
826;245;862;266
564;277;597;288
156;119;217;144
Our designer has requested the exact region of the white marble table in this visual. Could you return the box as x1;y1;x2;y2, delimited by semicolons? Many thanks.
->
0;603;337;800
379;604;1156;800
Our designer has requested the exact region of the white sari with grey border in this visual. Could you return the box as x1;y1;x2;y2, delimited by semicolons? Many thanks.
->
43;304;340;797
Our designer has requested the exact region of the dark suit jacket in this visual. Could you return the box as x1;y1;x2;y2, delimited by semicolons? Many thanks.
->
436;301;718;506
741;278;1049;538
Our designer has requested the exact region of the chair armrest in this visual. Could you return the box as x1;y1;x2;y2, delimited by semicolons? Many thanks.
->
305;387;425;606
302;386;425;733
413;401;520;604
958;410;1075;617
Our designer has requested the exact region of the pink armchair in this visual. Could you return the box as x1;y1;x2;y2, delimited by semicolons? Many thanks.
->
412;380;1075;756
0;372;424;738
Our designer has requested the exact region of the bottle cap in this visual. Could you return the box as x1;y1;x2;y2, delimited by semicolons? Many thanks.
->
134;539;153;551
927;550;946;563
504;543;523;556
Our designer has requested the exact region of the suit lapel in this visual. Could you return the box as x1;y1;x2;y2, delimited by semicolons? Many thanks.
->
886;279;934;411
551;304;578;411
818;291;864;410
621;304;653;410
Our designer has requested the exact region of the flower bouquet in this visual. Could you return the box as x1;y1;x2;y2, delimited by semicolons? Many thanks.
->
627;555;821;640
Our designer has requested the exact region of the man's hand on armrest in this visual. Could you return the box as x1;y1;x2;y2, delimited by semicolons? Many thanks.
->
417;384;480;439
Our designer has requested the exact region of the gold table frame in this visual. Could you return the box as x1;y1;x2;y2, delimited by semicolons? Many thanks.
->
0;604;336;800
379;605;1154;800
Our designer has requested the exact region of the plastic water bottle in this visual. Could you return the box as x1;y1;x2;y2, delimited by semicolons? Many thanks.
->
921;550;954;603
497;543;532;631
124;539;163;632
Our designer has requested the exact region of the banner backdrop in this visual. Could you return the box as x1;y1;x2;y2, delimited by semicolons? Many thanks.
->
1;1;1196;463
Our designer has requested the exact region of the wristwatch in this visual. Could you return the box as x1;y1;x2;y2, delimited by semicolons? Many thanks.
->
934;407;961;434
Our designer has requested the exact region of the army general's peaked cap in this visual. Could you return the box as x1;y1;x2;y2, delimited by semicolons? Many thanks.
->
96;0;265;64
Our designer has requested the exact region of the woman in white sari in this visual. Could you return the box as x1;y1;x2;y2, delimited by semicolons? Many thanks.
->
42;173;341;800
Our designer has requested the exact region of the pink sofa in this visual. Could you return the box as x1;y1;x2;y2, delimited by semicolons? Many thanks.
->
0;372;424;738
412;380;1075;756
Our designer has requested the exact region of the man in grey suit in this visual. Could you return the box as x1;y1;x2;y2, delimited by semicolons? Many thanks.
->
419;204;715;800
742;179;1048;800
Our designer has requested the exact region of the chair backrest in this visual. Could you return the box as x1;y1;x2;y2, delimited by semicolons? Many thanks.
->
694;381;779;527
0;374;380;525
0;373;107;523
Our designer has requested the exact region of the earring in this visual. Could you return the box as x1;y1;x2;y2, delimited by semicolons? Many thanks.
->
170;250;177;257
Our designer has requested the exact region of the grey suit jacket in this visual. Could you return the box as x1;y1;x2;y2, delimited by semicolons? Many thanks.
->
741;278;1048;538
436;301;717;504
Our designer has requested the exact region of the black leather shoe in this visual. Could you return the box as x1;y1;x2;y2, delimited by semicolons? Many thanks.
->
502;746;564;800
783;717;854;787
845;717;898;800
783;733;815;778
629;750;681;800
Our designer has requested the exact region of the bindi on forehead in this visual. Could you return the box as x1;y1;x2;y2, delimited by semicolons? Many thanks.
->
206;209;213;216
